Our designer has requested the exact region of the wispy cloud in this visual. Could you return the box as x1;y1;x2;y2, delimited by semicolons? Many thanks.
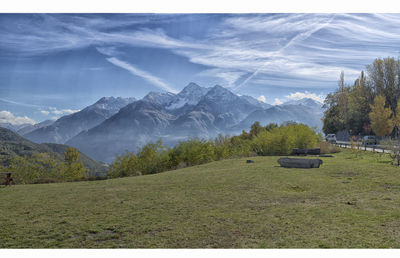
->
2;13;400;93
0;110;35;125
196;68;245;86
106;57;177;93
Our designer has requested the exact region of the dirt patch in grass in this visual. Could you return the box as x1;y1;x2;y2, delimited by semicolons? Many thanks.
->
87;229;121;243
329;170;359;178
381;183;400;190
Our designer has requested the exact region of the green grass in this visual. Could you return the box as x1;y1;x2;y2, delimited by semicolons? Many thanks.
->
1;149;400;248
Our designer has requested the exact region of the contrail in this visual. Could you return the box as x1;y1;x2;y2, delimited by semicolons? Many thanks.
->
106;57;178;94
0;97;43;108
233;14;337;92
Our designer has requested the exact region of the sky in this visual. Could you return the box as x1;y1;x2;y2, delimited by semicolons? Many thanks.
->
1;13;400;125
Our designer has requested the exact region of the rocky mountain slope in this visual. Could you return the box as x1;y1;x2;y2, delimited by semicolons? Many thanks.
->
24;97;136;144
64;84;323;163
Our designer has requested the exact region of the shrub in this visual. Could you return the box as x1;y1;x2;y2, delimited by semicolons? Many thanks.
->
252;123;319;156
10;153;64;184
171;138;215;167
380;139;400;166
108;151;140;178
213;134;233;160
319;142;340;154
136;140;171;175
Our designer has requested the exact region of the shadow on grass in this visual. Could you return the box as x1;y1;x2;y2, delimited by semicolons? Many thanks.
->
377;160;392;164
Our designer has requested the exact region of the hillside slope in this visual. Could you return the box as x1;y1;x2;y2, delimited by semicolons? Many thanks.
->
1;150;400;248
0;127;106;174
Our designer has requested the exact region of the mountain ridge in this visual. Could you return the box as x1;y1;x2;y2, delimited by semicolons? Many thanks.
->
63;83;323;163
24;96;136;144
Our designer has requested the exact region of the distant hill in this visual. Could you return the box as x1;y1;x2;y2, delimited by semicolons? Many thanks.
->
0;127;107;175
0;122;33;132
280;98;323;109
17;119;55;135
231;104;323;133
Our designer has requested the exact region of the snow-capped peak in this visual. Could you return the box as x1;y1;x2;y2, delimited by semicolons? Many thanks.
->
281;98;323;108
90;96;136;111
165;83;209;110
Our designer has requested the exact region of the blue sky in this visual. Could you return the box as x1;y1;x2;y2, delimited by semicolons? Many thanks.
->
1;13;400;124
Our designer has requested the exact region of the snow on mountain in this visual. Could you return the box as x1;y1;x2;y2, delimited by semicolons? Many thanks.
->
143;91;177;106
88;96;136;113
281;98;323;109
165;82;209;109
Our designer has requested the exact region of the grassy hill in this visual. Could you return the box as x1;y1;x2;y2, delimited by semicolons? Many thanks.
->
1;149;400;248
0;127;107;175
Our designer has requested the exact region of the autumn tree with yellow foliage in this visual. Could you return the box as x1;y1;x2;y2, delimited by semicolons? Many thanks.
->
369;95;393;136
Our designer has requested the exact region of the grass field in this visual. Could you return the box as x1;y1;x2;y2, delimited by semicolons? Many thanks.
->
1;149;400;248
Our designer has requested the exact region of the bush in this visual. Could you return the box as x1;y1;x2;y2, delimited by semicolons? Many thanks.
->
230;136;254;157
7;147;87;184
252;123;319;156
10;153;64;184
381;139;400;165
136;140;171;175
108;151;140;178
319;142;340;154
213;134;233;160
170;138;215;167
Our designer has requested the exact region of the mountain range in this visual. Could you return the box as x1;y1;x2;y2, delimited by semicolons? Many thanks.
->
21;83;323;163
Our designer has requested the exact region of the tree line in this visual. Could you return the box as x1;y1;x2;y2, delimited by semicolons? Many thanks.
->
1;122;320;184
108;122;319;178
323;57;400;137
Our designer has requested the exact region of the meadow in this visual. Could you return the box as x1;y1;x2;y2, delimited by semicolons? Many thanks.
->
1;149;400;248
